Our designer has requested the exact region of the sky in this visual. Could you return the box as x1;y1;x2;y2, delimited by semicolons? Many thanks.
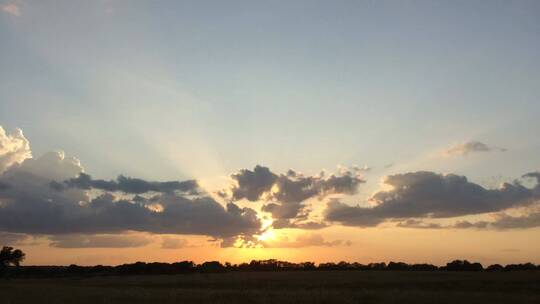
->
0;0;539;266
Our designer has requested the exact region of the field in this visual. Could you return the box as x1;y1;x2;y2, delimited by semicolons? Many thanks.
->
1;271;539;304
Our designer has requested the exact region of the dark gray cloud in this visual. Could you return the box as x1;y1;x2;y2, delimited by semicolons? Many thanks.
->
57;173;199;194
452;220;490;229
228;165;365;223
271;219;328;230
49;234;154;248
0;181;9;190
231;165;278;201
394;207;540;230
489;211;540;229
454;211;540;230
325;171;540;227
444;141;505;156
0;152;262;247
324;200;385;227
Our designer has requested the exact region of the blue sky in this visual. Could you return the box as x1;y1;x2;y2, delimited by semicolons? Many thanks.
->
2;0;539;182
1;0;540;265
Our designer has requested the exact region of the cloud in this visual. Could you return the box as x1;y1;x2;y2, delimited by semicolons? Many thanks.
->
324;200;385;227
271;219;328;230
394;202;540;231
161;236;189;249
501;248;520;253
49;234;154;248
452;220;489;229
444;141;505;156
1;1;20;16
0;126;262;247
453;210;540;230
489;211;540;229
0;164;261;240
325;171;540;227
396;219;443;229
16;151;83;181
227;165;365;223
0;232;29;245
58;173;199;194
0;127;31;174
0;181;9;191
262;233;351;248
230;165;278;201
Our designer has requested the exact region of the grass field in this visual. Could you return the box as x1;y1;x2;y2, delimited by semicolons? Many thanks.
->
1;271;539;303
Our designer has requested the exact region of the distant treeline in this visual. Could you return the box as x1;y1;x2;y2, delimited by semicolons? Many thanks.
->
3;259;540;277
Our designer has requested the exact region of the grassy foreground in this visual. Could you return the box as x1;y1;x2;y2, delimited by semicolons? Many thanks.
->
1;270;539;304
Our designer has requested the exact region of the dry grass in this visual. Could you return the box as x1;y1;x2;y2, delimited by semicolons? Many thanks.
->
1;271;539;303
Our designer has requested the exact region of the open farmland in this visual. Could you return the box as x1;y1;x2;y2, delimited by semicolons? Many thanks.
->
1;270;539;304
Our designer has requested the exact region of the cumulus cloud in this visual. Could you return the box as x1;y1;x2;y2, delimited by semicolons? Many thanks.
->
230;165;278;201
1;1;20;16
0;127;31;174
0;126;262;247
0;165;261;240
226;165;365;223
325;171;540;227
49;234;154;248
17;151;83;181
262;233;351;248
444;141;505;156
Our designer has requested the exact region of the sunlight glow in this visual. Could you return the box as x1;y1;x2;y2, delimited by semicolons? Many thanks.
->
257;229;276;242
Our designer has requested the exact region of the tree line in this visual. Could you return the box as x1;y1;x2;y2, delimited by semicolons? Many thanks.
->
1;246;539;277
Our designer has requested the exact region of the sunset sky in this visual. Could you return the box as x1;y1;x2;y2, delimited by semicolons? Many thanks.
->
1;0;539;266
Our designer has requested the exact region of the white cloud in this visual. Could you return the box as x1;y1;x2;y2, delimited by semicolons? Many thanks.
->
0;126;31;174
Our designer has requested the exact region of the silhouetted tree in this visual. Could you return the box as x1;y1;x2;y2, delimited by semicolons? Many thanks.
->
411;263;438;271
172;261;195;273
387;262;410;271
486;264;504;272
504;263;537;271
0;246;25;267
0;246;25;275
444;260;483;271
199;261;225;273
368;262;387;270
2;257;538;277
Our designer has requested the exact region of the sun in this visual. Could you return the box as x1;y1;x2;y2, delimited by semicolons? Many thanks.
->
255;218;277;242
257;229;276;242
